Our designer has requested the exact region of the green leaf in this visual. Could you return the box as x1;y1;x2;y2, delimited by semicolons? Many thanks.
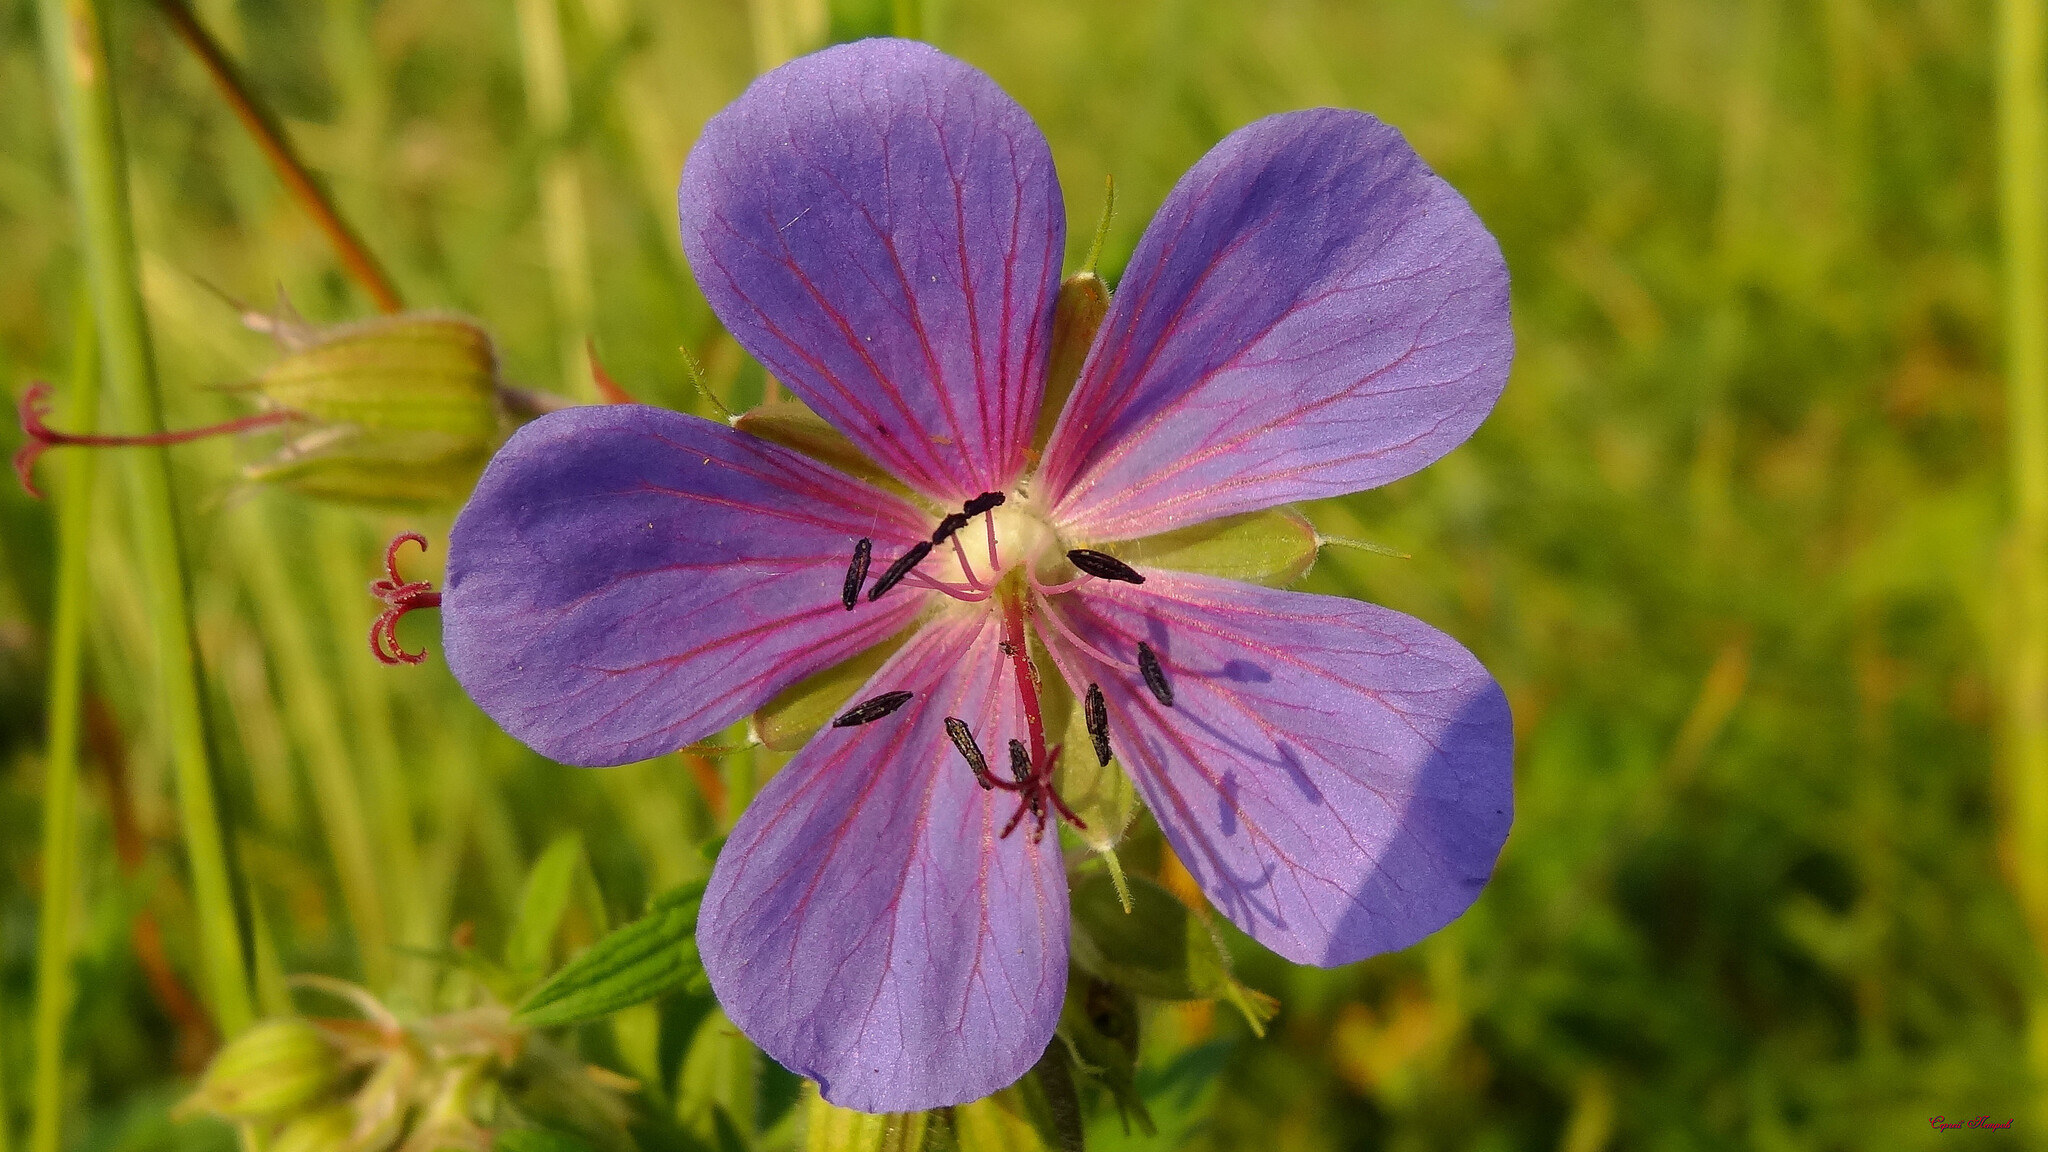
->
506;833;587;979
1096;508;1318;588
752;635;910;752
516;881;707;1029
1067;872;1278;1035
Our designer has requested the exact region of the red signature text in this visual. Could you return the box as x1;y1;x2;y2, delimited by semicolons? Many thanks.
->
1930;1116;2015;1131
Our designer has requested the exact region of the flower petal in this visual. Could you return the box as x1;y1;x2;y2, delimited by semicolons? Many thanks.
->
1037;574;1512;965
443;405;931;766
678;39;1065;501
1040;110;1512;540
699;612;1067;1112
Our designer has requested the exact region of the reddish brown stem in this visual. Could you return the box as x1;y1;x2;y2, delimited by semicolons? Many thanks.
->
152;0;404;314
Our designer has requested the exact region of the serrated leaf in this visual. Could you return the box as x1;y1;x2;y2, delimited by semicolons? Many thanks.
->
507;833;587;979
1097;507;1318;588
516;881;707;1029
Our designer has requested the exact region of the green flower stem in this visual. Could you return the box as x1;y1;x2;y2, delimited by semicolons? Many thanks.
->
231;503;391;989
891;0;920;39
27;304;97;1152
35;0;253;1036
2000;0;2048;1128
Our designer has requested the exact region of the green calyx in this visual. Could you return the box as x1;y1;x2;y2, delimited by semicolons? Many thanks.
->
239;313;505;507
177;1017;349;1122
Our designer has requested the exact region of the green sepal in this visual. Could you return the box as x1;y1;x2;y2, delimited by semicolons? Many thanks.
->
950;1042;1083;1152
514;881;708;1029
1035;272;1108;450
239;314;503;507
1054;700;1138;854
1096;507;1318;588
1055;973;1154;1137
753;634;912;752
801;1083;948;1152
1067;871;1279;1035
733;399;907;494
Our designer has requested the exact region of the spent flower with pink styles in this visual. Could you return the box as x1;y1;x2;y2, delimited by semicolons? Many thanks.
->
438;38;1515;1112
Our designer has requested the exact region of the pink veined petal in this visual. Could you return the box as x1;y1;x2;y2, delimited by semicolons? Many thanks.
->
699;611;1068;1112
1039;109;1513;540
678;39;1065;502
442;405;931;767
1037;574;1512;965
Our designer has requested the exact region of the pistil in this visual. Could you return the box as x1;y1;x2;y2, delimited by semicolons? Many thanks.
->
13;380;299;499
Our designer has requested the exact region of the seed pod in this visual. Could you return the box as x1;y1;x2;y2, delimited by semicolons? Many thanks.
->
269;1106;358;1152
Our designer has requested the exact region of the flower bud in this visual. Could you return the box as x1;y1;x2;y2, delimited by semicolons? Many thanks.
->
239;314;504;507
271;1106;360;1152
178;1018;349;1122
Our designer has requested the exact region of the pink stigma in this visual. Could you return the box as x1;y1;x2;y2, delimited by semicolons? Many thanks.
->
370;532;443;665
13;380;298;499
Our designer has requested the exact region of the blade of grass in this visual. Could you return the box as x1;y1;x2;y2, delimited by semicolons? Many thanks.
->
27;301;96;1152
35;0;253;1036
231;500;391;990
1999;0;2048;1129
515;0;596;400
151;0;403;313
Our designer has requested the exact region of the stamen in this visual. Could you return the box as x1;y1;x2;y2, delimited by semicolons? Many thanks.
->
962;491;1006;517
1034;598;1133;671
948;532;985;591
1137;641;1174;707
1085;683;1112;766
841;538;872;610
14;380;298;499
903;570;990;602
1066;549;1146;585
931;511;973;544
830;689;914;728
945;717;995;790
867;540;933;601
1007;738;1035;786
1029;568;1090;596
369;533;442;665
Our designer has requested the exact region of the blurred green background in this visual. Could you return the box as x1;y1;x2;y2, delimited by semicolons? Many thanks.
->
0;0;2032;1148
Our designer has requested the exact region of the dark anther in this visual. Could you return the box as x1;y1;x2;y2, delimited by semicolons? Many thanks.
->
1137;641;1174;707
1085;683;1112;766
1007;738;1035;785
962;491;1007;517
946;717;994;789
867;540;933;601
1002;739;1052;840
841;538;872;610
370;533;443;665
1066;549;1146;585
831;689;914;728
930;511;972;544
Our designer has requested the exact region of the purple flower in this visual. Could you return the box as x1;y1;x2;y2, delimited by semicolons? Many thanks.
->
442;39;1513;1112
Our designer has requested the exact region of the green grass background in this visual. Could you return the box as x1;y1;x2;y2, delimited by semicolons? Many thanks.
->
0;0;2031;1148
